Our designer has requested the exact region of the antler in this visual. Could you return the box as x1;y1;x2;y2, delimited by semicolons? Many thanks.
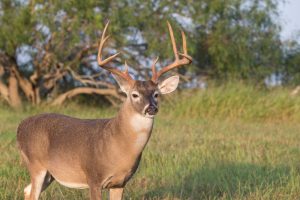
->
151;21;192;82
97;21;134;85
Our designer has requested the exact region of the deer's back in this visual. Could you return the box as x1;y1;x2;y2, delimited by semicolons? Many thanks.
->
17;113;110;162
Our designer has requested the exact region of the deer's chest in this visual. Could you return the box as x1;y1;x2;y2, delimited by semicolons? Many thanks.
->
102;154;142;188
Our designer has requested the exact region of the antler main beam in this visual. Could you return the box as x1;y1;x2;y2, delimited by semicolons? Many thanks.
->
97;21;191;84
97;21;134;85
151;21;192;82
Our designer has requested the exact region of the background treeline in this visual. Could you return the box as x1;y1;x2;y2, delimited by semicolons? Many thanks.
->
0;0;299;108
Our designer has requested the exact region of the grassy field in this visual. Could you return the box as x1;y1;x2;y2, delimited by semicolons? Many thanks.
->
1;83;300;199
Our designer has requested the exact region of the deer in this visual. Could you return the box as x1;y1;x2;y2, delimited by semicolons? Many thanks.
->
16;21;192;200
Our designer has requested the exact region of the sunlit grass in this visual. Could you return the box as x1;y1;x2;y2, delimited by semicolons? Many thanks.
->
1;83;300;199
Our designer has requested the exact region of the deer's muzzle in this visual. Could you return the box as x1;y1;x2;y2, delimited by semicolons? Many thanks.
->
145;104;158;116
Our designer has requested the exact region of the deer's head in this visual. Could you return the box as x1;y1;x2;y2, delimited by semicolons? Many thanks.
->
97;22;192;118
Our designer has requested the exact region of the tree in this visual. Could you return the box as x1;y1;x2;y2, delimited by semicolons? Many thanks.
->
0;0;285;108
0;0;122;108
281;36;300;85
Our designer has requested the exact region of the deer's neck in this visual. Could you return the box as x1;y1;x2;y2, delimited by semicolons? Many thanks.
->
113;100;154;152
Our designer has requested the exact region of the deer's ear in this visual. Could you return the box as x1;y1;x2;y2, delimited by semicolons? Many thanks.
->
158;75;179;94
112;75;131;94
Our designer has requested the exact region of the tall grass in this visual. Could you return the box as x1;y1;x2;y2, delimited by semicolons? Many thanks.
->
0;83;300;199
164;82;300;122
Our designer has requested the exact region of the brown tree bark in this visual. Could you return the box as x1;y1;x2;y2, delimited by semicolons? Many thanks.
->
0;81;9;103
0;62;10;104
12;66;37;104
0;55;37;107
8;71;22;109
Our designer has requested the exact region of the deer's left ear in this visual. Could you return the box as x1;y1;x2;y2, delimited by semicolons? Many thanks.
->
158;75;179;94
112;74;131;94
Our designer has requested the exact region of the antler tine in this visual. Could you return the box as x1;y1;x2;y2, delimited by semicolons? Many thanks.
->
151;57;159;81
181;30;187;55
97;21;120;66
97;21;134;85
124;61;131;77
167;21;179;60
151;22;192;82
179;30;193;60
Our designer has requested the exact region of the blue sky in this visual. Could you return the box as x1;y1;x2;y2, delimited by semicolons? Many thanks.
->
279;0;300;40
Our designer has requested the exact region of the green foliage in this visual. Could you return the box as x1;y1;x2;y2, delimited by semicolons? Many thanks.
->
281;39;300;85
0;0;36;55
0;0;287;83
190;0;282;80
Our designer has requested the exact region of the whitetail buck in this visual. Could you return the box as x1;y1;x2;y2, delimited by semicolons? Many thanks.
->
17;21;192;200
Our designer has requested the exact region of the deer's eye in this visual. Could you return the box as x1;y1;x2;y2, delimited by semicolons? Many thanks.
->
132;93;139;98
154;93;159;98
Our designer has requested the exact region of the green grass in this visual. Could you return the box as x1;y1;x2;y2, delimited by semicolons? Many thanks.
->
1;83;300;199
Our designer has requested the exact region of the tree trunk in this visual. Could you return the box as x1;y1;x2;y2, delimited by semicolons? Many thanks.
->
34;87;41;104
0;65;10;103
8;72;22;109
0;81;9;103
12;66;37;104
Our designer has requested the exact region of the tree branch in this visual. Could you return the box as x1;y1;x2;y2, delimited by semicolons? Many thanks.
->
50;87;121;106
66;67;115;88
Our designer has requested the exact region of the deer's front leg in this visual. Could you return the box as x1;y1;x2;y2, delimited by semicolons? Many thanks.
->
110;188;124;200
89;185;102;200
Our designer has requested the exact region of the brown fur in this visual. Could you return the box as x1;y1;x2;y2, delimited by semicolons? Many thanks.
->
17;80;161;200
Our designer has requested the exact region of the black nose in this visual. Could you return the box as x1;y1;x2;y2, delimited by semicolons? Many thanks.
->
145;105;158;115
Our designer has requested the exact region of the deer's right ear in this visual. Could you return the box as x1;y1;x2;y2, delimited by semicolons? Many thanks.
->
112;75;131;94
158;75;179;94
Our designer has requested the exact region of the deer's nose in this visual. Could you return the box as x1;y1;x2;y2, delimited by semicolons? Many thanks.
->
145;104;158;115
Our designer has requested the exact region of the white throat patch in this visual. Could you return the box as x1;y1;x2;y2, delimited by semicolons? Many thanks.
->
130;113;153;133
130;114;154;149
